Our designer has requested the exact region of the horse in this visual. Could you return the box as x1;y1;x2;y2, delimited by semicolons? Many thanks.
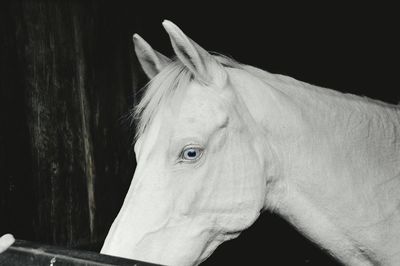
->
101;20;400;266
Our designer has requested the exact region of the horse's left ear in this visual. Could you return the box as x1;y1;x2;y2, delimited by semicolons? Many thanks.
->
162;20;226;85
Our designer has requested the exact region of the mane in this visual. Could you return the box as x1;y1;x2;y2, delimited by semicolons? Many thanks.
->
133;54;399;140
132;55;243;140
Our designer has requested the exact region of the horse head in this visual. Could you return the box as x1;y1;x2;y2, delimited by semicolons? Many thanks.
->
101;20;275;266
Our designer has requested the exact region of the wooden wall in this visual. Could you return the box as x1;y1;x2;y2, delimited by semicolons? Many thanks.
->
0;0;143;249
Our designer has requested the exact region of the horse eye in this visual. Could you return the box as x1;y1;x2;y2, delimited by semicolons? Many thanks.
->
181;147;203;161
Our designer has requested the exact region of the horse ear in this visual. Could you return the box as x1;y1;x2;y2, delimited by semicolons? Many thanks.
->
162;20;226;85
133;34;171;79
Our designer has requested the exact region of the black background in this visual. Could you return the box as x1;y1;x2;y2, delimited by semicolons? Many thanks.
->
1;1;398;265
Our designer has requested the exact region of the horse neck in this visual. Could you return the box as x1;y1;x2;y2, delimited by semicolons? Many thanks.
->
231;66;400;265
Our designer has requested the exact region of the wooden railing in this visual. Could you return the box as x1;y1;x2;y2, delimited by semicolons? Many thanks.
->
0;240;163;266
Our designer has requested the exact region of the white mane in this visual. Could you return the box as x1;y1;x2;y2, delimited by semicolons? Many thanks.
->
133;53;399;141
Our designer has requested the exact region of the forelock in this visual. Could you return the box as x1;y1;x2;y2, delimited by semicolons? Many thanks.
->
132;55;242;140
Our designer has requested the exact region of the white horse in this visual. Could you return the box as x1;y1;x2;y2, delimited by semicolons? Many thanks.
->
101;20;400;266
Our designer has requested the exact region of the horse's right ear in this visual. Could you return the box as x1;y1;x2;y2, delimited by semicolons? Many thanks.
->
133;34;171;79
162;20;226;86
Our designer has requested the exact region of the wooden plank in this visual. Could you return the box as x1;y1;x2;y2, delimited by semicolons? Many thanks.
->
0;240;163;266
1;0;140;248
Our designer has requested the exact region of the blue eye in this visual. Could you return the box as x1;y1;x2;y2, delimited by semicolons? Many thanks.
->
181;147;203;161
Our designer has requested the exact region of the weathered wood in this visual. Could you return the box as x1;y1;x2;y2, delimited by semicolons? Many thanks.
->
0;239;163;266
1;0;141;249
0;0;37;242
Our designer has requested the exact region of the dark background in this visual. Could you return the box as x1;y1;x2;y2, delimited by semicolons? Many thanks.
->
0;1;398;265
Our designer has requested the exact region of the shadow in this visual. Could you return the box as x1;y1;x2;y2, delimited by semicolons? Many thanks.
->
201;211;342;265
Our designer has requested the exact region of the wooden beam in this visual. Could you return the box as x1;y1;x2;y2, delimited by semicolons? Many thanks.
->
0;240;163;266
